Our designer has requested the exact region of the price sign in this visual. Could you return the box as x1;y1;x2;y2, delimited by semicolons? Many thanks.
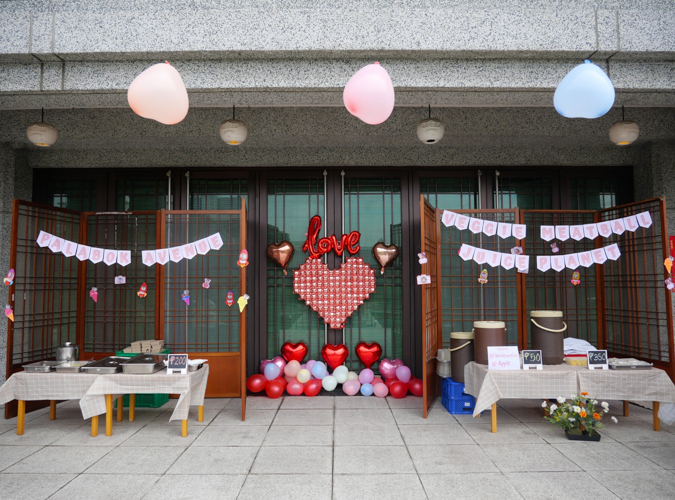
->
522;350;543;370
167;353;188;374
587;350;608;370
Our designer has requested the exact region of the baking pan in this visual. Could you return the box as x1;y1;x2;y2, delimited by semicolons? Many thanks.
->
23;361;64;372
81;356;127;374
609;358;653;370
121;353;167;374
55;360;93;373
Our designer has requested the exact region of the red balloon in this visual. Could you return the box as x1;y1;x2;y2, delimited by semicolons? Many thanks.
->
389;381;408;399
355;341;382;369
246;374;267;393
407;378;423;397
275;377;288;390
287;379;304;396
321;343;349;370
280;341;308;363
304;379;322;397
385;377;400;388
265;380;285;399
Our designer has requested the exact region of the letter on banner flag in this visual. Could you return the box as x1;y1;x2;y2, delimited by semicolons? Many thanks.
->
612;218;626;235
551;255;565;272
469;218;484;234
48;237;64;254
117;250;131;267
597;221;612;238
455;215;470;231
75;245;91;261
540;226;554;242
62;240;77;258
497;223;512;239
169;246;184;263
624;215;639;232
484;250;498;267
565;253;580;270
473;249;487;264
142;250;157;266
36;230;53;248
555;226;569;242
155;249;170;265
208;233;224;250
570;225;584;241
441;210;457;227
483;221;497;237
605;243;621;261
578;251;594;268
512;224;526;239
103;249;118;266
537;256;551;272
89;248;104;264
583;224;598;240
458;244;476;261
516;255;529;273
637;211;653;228
195;238;210;255
592;248;607;264
182;243;197;259
501;253;515;270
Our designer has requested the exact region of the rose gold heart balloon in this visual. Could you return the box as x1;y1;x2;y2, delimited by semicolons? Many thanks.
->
372;243;400;274
267;241;294;276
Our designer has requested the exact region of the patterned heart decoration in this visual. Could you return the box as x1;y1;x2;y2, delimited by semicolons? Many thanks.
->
293;257;376;329
355;342;383;369
379;358;404;379
280;341;308;363
321;343;349;370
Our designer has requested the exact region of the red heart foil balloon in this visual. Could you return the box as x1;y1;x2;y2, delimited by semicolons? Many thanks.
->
293;257;376;329
321;343;349;370
280;341;308;363
355;342;383;369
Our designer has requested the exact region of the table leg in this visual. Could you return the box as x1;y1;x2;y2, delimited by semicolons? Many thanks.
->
105;394;113;436
623;401;630;417
17;400;25;435
491;403;497;433
117;397;123;422
50;400;57;420
91;416;99;437
654;402;660;431
181;420;188;437
476;412;481;418
129;394;135;422
198;406;204;423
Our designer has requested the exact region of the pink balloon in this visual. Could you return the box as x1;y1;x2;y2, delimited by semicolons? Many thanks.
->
373;383;389;398
284;360;301;378
259;359;272;374
272;356;287;374
284;375;295;383
286;379;304;396
343;62;395;125
358;368;374;385
379;358;404;379
372;377;383;386
127;62;189;125
396;366;411;384
343;380;361;396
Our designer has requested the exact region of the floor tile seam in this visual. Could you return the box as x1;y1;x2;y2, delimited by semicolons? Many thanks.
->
245;397;284;475
390;403;431;500
497;471;563;500
0;444;46;473
550;440;669;471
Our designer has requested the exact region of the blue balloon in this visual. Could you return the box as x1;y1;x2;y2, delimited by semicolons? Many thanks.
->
311;361;327;380
554;60;615;119
263;362;280;381
360;383;374;397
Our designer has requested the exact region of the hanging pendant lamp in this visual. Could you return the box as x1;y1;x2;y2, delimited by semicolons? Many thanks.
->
27;108;58;147
609;106;639;146
219;106;248;145
417;105;444;144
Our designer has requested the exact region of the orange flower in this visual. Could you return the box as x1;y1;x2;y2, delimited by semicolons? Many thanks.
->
580;402;585;407
593;413;601;420
579;411;587;418
581;392;589;396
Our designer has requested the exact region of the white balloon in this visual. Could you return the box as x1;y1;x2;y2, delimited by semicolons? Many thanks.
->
322;375;338;392
333;365;349;384
347;371;359;381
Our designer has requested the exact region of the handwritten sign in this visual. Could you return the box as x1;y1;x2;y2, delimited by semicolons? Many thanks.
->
522;350;543;370
587;350;608;370
167;353;188;374
487;346;520;370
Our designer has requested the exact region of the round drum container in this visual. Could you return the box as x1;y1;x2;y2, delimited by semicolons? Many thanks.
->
449;331;474;383
530;310;566;364
473;321;506;365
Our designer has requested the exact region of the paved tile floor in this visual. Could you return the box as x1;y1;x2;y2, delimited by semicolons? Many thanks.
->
1;396;675;499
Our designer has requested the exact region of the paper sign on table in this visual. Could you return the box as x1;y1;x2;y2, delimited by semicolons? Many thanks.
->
487;346;521;370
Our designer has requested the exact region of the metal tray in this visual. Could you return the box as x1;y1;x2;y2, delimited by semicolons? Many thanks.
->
55;360;93;373
608;358;653;370
81;356;127;374
24;361;64;372
121;353;167;374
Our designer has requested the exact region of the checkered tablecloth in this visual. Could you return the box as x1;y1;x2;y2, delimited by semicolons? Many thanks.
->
0;372;100;409
79;365;209;421
577;368;675;405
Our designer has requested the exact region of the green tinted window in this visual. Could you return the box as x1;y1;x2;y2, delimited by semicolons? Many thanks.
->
190;179;248;210
421;177;478;209
116;179;169;211
570;179;617;210
496;178;552;209
40;179;97;211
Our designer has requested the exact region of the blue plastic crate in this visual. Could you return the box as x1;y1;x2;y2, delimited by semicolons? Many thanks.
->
441;393;475;414
441;377;467;398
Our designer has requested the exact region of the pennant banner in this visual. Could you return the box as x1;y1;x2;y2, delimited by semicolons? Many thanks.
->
442;211;526;240
540;212;651;242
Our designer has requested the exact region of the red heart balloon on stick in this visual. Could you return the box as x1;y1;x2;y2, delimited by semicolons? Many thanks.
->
355;342;382;369
321;343;349;370
280;341;308;363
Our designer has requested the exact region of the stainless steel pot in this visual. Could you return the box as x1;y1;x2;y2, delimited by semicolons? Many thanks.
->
55;342;79;362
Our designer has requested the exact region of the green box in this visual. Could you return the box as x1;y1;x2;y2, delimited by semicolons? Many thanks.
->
114;349;170;408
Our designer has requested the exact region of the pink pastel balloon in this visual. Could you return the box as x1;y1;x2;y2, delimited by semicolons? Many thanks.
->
284;375;295;383
259;359;272;374
272;356;287;373
286;379;304;396
372;377;383;386
379;358;404;379
284;360;301;378
127;62;189;125
396;365;411;384
374;383;389;398
306;360;316;372
343;62;395;125
358;368;374;385
343;380;361;396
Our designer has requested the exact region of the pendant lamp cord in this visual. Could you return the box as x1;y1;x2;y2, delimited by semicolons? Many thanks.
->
41;107;44;123
428;105;431;119
233;105;235;120
622;105;625;121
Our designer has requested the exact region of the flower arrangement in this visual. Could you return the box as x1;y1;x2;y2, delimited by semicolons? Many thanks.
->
542;392;618;437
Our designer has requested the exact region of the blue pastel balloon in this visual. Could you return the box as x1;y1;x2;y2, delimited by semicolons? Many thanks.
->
360;383;374;397
554;60;615;119
311;361;327;380
263;362;280;381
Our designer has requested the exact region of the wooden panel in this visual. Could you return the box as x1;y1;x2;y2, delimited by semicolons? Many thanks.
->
189;353;241;397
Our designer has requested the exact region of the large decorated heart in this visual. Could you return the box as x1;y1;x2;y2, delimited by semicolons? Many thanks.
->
280;341;308;363
321;343;349;370
355;342;383;369
293;257;376;329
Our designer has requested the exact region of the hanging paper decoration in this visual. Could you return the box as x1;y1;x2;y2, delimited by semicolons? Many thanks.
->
540;212;651;242
237;294;249;313
372;243;399;274
666;278;675;291
137;283;147;298
293;257;376;329
554;60;615;119
281;341;308;363
478;269;488;284
321;343;349;370
90;287;98;303
5;304;14;322
267;241;294;276
510;247;523;255
665;258;673;275
343;62;395;125
355;342;383;369
4;269;14;286
550;242;560;254
571;270;581;286
226;291;234;307
202;278;211;289
114;276;126;285
127;62;189;125
416;274;431;285
418;252;427;264
441;211;527;240
182;290;190;306
237;249;249;268
302;215;361;259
